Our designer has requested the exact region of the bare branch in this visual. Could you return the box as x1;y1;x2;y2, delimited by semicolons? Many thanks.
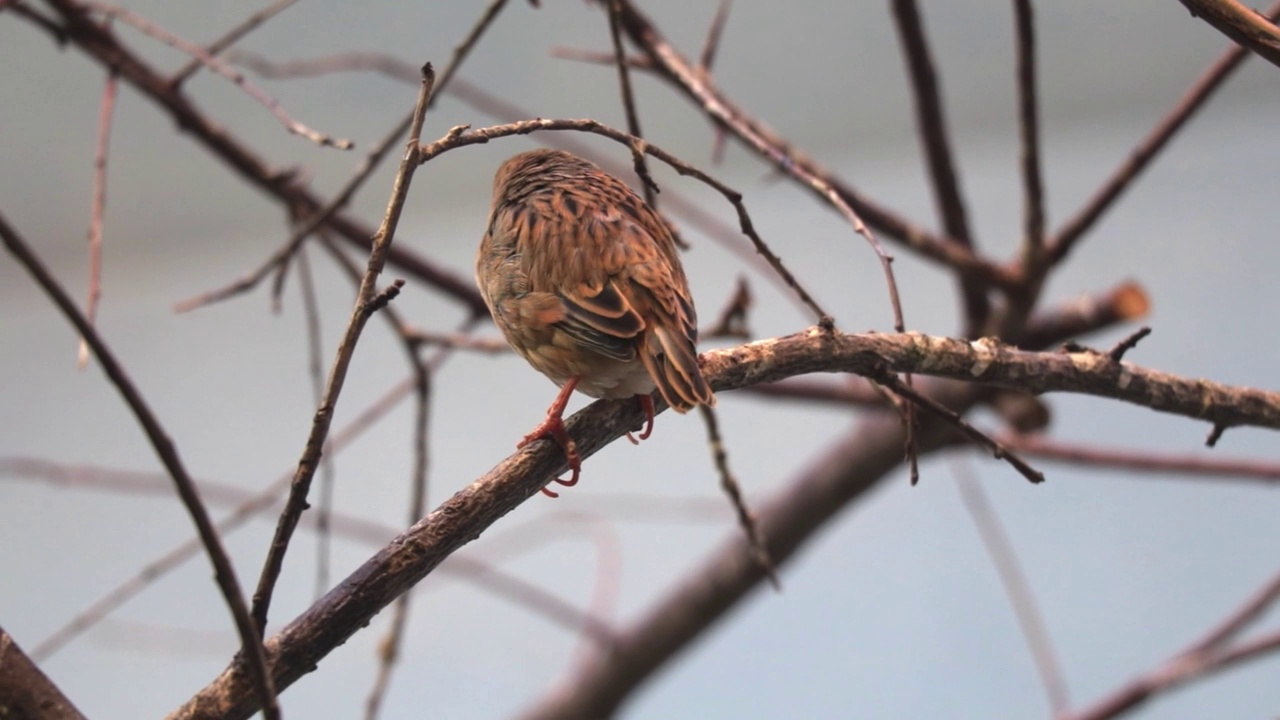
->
606;0;656;207
170;0;299;86
952;461;1069;714
610;0;1019;290
172;327;1280;718
890;0;988;335
249;66;436;635
84;1;352;149
0;212;279;719
0;624;87;720
78;42;117;368
997;433;1280;485
417;117;831;320
700;276;753;340
697;404;779;590
1064;571;1280;720
1178;0;1280;68
1048;1;1280;263
30;1;486;314
1013;0;1046;274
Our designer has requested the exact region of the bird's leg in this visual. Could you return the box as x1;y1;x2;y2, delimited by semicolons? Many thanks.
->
626;394;656;445
519;376;582;498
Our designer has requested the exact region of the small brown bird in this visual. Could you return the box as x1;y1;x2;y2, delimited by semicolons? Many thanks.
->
477;149;715;496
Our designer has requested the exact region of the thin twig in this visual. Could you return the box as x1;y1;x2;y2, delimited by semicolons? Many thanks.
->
996;432;1280;485
0;211;280;719
293;247;336;600
608;0;1018;290
606;0;656;208
698;405;779;590
551;46;652;69
78;38;117;368
176;0;512;315
314;235;437;718
699;0;732;164
1048;0;1280;263
3;454;618;651
1063;572;1280;720
417;117;830;320
227;49;812;315
85;1;351;149
407;330;512;353
872;367;1044;483
28;374;413;660
1106;326;1152;362
700;275;753;340
1184;570;1280;656
170;0;299;86
249;65;436;636
951;459;1069;714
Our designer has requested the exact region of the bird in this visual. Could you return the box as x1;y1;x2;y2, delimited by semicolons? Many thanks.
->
477;148;715;497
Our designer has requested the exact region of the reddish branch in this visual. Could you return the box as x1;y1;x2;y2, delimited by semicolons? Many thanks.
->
999;433;1280;484
29;0;487;315
1063;570;1280;720
1049;0;1280;263
1178;0;1280;68
170;0;299;86
83;1;352;149
78;46;117;368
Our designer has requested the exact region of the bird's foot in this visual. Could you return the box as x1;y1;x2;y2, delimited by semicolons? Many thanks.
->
520;377;582;498
626;394;656;445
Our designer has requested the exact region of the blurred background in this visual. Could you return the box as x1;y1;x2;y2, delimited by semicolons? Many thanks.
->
2;1;1279;717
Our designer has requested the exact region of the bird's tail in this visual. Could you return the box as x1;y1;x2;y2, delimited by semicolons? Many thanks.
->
640;325;715;413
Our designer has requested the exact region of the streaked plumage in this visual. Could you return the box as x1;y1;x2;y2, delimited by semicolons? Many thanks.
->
477;149;715;495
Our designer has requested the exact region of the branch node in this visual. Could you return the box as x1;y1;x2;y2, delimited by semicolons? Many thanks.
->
1206;422;1228;448
1107;326;1152;362
365;279;406;316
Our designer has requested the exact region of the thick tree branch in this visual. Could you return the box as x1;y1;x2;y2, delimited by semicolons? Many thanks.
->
0;624;87;720
171;327;1280;718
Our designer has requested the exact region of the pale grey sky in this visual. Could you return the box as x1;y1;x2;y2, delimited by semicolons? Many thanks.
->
2;2;1279;718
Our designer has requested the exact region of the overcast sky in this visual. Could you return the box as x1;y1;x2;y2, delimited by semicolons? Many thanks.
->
2;2;1280;718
